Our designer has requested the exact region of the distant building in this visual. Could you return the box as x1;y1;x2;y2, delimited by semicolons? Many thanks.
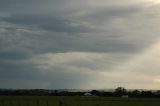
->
121;95;129;98
84;92;92;96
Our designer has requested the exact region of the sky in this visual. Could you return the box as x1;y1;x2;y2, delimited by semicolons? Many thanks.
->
0;0;160;90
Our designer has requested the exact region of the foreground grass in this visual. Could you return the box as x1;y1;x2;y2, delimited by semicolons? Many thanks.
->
0;96;160;106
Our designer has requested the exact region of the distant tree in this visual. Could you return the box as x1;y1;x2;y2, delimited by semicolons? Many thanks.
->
131;90;140;97
114;87;127;96
90;90;101;96
101;92;113;97
155;90;160;98
141;91;153;97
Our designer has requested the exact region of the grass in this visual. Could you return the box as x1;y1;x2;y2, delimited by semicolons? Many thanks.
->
0;96;160;106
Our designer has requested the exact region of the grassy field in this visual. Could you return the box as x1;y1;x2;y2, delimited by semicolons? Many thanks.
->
0;96;160;106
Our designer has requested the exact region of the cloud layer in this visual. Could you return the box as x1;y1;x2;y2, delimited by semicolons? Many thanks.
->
0;0;160;89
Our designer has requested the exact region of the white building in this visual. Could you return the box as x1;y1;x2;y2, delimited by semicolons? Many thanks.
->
84;92;92;96
121;95;129;98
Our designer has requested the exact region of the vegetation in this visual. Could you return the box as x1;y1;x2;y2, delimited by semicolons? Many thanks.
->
0;87;160;98
1;96;160;106
1;87;160;106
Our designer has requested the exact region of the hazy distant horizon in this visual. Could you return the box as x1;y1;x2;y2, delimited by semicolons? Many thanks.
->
1;0;160;90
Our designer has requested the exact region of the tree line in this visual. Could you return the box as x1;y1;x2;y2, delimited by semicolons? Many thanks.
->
0;87;160;98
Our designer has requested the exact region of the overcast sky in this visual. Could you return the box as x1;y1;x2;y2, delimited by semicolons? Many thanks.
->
1;0;160;90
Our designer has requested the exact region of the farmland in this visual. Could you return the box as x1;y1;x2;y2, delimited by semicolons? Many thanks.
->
0;96;160;106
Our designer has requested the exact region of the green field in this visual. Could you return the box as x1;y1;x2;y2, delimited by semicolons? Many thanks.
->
0;96;160;106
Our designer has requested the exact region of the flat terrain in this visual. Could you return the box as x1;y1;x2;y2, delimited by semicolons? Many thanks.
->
0;96;160;106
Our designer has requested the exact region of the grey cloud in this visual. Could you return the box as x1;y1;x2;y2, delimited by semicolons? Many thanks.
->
0;0;65;11
0;0;65;7
0;48;32;60
0;0;80;15
76;5;143;25
0;27;147;54
0;61;38;81
0;55;99;89
2;15;92;33
0;1;150;53
0;79;50;89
